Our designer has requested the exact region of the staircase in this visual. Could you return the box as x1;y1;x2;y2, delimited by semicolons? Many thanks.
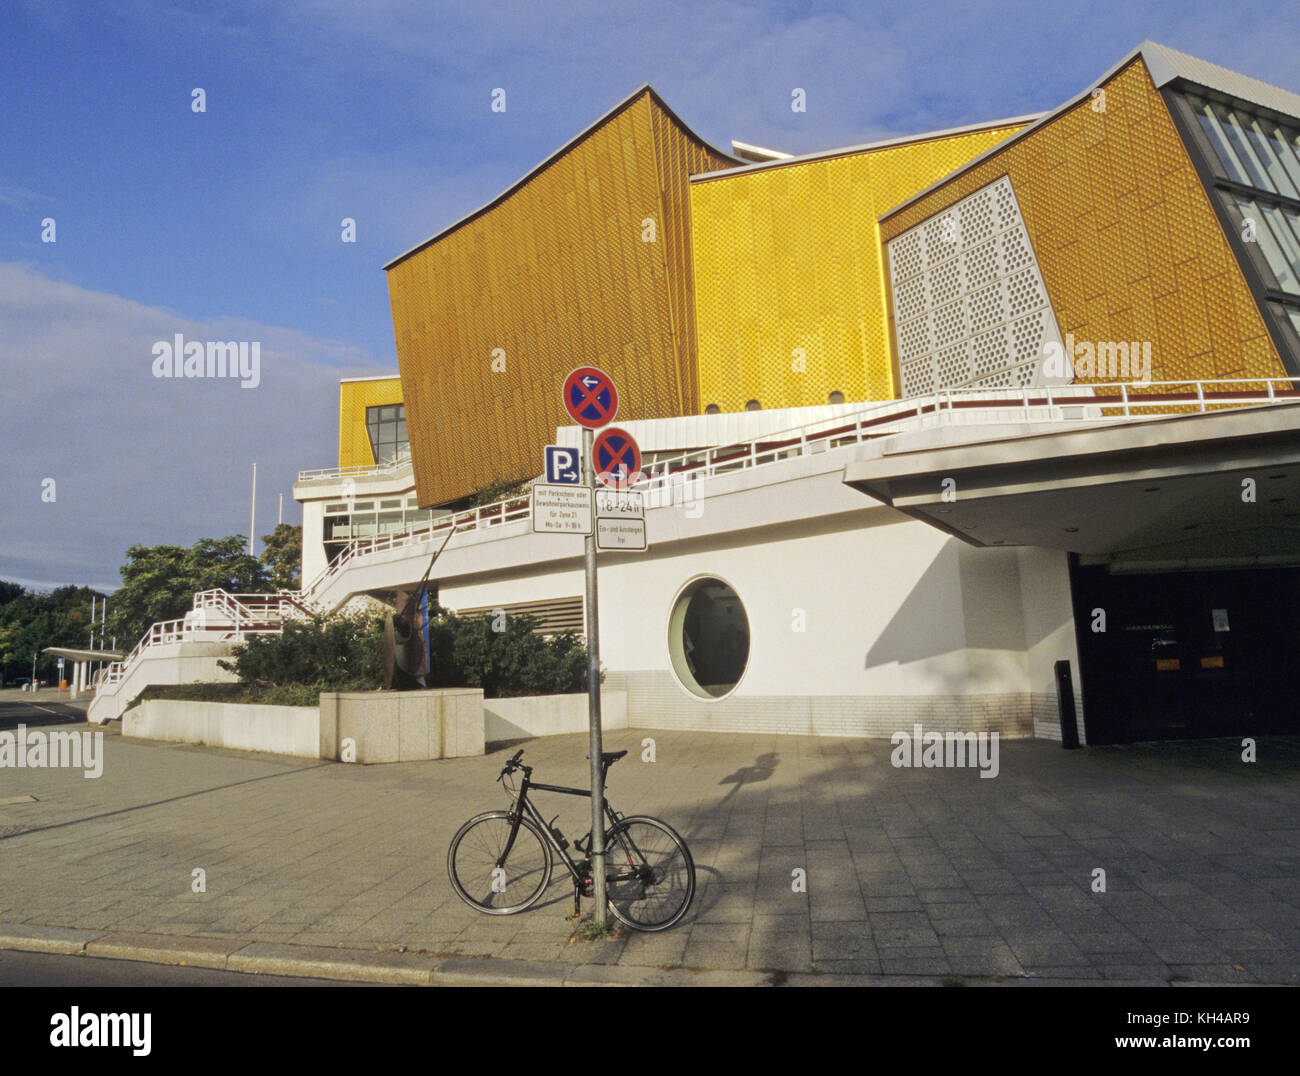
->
87;589;315;725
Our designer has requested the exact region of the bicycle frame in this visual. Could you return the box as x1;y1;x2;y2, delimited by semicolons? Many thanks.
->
501;765;628;891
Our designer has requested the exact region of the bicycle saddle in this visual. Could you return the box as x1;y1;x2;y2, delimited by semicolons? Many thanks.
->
600;750;628;765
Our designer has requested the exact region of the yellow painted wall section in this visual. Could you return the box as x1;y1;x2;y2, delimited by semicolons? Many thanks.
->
339;377;403;470
690;123;1027;412
386;91;734;507
879;58;1288;389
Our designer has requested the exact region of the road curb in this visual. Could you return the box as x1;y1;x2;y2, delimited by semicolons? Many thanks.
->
0;924;107;955
0;923;1203;986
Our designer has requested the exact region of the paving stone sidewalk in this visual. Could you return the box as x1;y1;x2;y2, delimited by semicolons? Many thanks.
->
0;723;1297;985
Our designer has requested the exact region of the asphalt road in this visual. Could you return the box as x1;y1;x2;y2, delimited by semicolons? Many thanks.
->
0;948;394;987
0;691;88;731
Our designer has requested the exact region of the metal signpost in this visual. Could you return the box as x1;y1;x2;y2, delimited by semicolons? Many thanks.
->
559;365;619;927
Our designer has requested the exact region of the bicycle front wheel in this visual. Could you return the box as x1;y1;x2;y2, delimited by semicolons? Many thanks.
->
447;811;552;915
603;816;695;931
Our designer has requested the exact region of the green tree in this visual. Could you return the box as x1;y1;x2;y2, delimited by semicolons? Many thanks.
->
0;583;107;683
260;524;302;590
107;536;268;646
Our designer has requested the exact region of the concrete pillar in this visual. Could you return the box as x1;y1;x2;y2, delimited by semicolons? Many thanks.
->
74;661;83;697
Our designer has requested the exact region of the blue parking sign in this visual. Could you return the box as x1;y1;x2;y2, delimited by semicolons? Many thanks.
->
544;445;580;485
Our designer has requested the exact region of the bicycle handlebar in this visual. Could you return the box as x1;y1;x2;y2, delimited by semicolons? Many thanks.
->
499;749;526;778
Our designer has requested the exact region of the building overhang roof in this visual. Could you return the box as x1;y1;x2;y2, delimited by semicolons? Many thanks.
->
42;647;125;662
842;403;1300;568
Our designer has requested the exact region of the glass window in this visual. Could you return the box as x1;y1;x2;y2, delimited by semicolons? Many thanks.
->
365;403;409;463
1214;103;1270;189
1245;116;1299;199
1194;98;1250;185
668;578;750;699
1263;119;1300;193
1237;195;1300;294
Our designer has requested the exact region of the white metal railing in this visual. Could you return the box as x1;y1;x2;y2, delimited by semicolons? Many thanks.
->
296;377;1300;603
102;377;1299;700
97;590;300;691
296;450;414;483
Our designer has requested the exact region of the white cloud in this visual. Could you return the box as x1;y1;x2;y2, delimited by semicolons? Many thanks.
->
0;263;389;592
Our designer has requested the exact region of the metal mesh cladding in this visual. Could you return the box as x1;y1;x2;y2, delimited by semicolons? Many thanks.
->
880;56;1290;394
886;176;1070;397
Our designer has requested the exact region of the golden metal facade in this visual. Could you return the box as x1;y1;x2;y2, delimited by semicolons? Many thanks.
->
386;91;733;506
338;377;403;470
689;123;1028;411
879;58;1289;389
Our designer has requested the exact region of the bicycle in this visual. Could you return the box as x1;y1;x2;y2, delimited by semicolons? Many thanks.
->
447;748;695;931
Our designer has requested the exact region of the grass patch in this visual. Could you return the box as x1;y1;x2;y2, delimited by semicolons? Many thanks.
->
579;920;617;941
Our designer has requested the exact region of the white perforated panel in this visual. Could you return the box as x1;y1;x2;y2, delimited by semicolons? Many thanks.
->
888;176;1070;396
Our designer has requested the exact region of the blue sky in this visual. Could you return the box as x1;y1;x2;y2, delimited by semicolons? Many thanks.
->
2;0;1297;593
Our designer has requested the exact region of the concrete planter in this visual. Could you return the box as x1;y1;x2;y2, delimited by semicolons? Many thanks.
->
319;688;485;763
126;699;321;758
123;689;623;762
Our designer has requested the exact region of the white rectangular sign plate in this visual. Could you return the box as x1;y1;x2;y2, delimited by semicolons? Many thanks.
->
596;518;648;551
532;484;593;535
595;488;645;521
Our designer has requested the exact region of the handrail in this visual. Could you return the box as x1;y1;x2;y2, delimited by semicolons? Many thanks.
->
104;377;1300;702
296;376;1300;604
296;452;414;483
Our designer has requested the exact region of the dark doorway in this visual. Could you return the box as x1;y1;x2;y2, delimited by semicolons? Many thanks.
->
1070;561;1300;743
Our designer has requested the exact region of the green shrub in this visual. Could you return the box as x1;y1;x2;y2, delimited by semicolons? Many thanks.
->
212;606;587;701
428;610;588;698
218;613;383;693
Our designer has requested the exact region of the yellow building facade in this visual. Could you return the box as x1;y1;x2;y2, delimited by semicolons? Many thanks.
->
338;375;404;470
689;121;1031;411
878;55;1292;389
384;89;735;507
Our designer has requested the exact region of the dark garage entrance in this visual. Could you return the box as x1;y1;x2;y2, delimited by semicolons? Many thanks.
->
1071;561;1300;744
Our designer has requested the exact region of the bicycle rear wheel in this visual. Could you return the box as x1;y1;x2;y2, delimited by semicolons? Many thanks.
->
447;811;552;914
603;816;695;931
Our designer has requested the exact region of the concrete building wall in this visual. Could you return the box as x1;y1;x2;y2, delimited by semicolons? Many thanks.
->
439;509;1051;739
1017;546;1086;742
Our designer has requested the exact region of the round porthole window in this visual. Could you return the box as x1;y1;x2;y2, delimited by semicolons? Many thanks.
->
668;577;750;699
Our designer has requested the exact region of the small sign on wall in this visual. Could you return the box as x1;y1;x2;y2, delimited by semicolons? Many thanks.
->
1212;608;1230;632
